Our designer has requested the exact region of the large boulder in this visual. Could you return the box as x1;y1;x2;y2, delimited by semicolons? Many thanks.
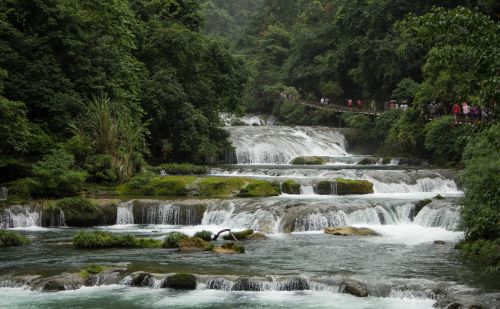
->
335;178;374;195
164;274;197;290
178;237;211;253
341;278;369;297
324;226;379;236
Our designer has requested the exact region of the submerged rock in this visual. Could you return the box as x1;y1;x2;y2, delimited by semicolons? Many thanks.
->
164;274;197;290
213;242;245;254
434;240;446;245
279;277;309;291
324;226;379;236
178;237;211;253
231;277;264;291
35;273;84;292
314;181;336;195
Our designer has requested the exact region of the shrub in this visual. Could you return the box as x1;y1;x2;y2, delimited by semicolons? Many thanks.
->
84;154;118;184
73;231;162;249
424;116;472;164
193;230;213;242
455;239;500;273
31;149;87;197
237;181;280;197
383;109;426;156
163;232;188;248
79;264;106;279
0;230;31;247
342;113;372;130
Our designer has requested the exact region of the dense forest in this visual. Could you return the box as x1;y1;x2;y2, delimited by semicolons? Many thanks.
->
0;1;499;271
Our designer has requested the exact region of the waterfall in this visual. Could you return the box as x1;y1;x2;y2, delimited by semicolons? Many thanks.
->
0;205;41;228
116;201;134;225
227;126;348;164
0;187;7;201
413;206;460;230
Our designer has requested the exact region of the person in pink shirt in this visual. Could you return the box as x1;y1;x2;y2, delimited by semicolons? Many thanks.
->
462;101;470;123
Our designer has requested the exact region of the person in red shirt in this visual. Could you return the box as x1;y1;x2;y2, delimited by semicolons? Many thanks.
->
356;99;363;111
347;99;353;111
452;103;461;123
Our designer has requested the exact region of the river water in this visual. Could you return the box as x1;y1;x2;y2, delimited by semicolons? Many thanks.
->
0;120;498;308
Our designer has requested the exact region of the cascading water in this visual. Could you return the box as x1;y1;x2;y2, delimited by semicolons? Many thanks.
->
116;201;134;225
0;205;41;229
227;126;348;164
115;201;205;225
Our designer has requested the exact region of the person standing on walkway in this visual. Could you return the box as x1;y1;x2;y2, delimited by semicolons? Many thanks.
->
356;99;363;111
347;99;353;111
452;103;461;123
462;101;470;123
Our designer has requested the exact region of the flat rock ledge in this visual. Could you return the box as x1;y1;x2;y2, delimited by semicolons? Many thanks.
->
324;226;380;236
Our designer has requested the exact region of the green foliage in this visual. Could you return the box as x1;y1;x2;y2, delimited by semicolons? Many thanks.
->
220;242;245;253
70;95;148;183
335;178;374;195
374;109;403;140
46;197;115;227
73;231;163;249
383;109;426;156
163;232;188;249
460;124;500;241
342;113;373;131
237;180;281;197
117;175;196;196
154;164;208;175
290;156;326;165
197;177;248;197
424;116;473;164
455;239;500;273
79;264;106;279
30;149;87;198
391;78;419;103
0;230;31;247
193;230;213;242
0;98;31;155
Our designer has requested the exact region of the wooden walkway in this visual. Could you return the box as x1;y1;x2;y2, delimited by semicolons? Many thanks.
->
296;101;381;116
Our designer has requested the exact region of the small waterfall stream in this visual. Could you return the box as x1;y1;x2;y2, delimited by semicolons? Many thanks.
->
0;205;41;229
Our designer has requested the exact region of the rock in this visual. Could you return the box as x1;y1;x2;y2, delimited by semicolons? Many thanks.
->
413;199;432;218
129;272;153;287
290;156;327;165
335;178;374;195
246;232;268;240
314;181;336;195
35;273;84;292
231;277;263;291
324;226;379;236
434;240;446;245
164;274;197;290
281;180;301;195
357;157;379;165
213;242;245;254
342;278;369;297
178;237;210;253
279;277;309;291
223;229;254;241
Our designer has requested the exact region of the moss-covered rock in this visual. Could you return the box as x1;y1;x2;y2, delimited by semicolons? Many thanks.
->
290;156;327;165
281;180;301;195
222;229;254;241
117;175;197;196
335;178;374;195
193;230;213;242
36;273;84;292
324;226;379;236
43;197;117;227
196;177;247;197
164;273;197;290
315;181;336;195
0;230;31;247
163;232;188;249
178;237;211;253
213;242;245;254
413;199;432;217
247;232;268;240
237;181;280;197
73;231;163;249
357;157;379;165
